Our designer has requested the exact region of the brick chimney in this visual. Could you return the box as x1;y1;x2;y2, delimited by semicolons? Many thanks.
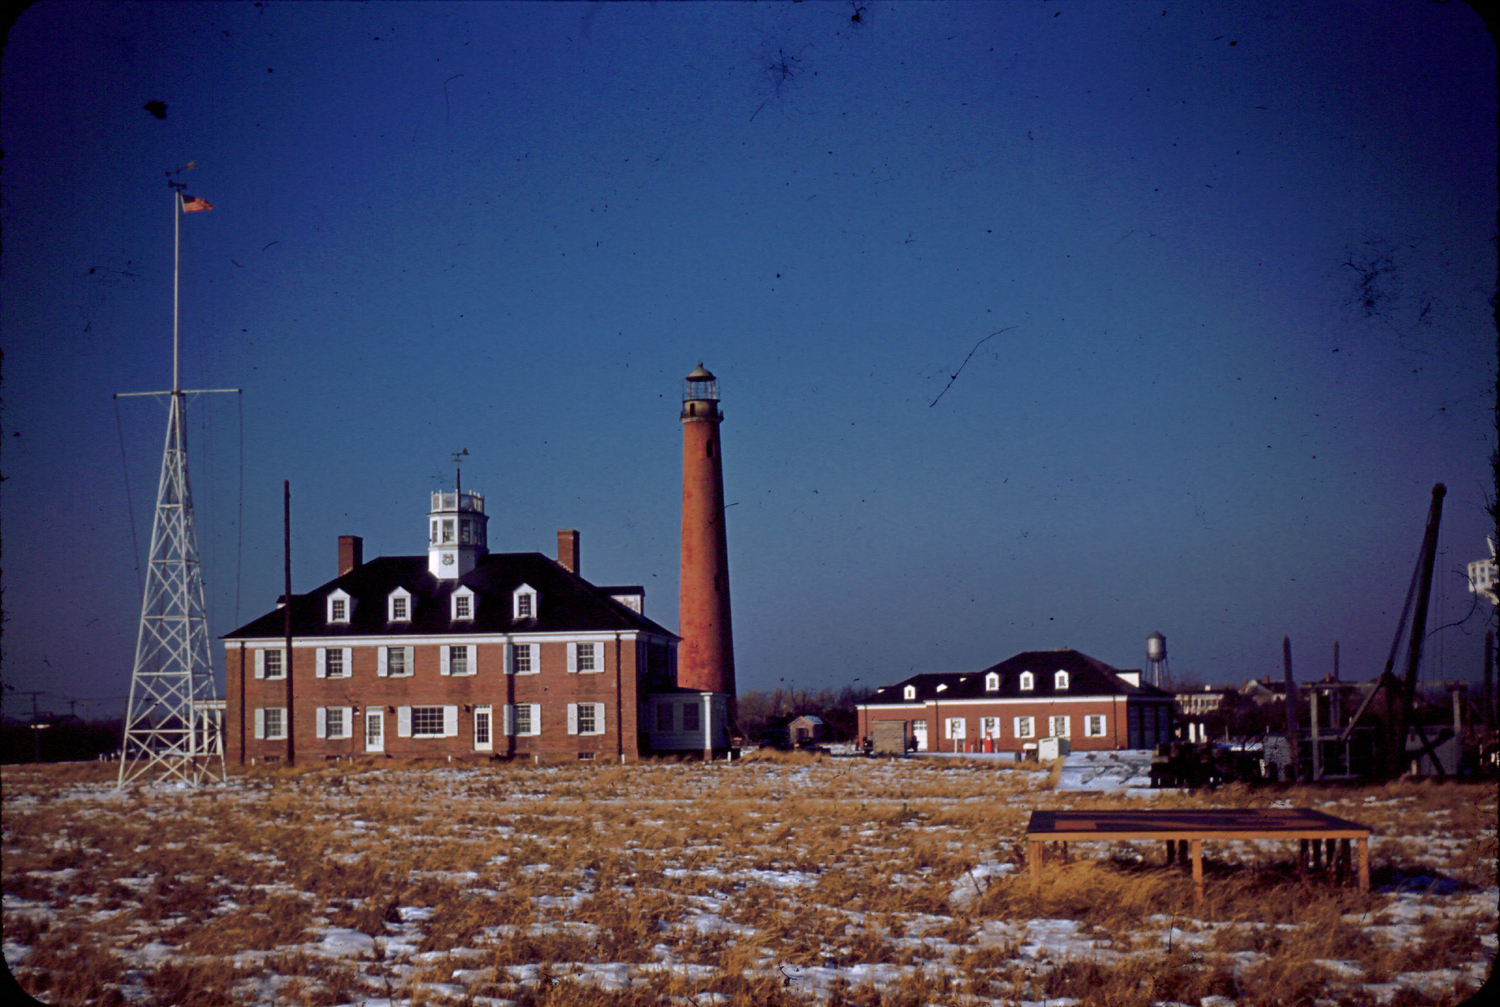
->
557;529;580;574
339;535;363;576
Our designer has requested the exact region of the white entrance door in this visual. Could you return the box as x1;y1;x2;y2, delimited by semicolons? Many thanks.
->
365;709;385;753
911;721;928;752
474;706;493;752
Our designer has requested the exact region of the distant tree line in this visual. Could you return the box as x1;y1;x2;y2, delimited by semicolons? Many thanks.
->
735;685;875;743
0;718;122;764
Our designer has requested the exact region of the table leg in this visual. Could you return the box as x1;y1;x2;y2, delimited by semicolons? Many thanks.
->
1190;839;1203;906
1357;837;1369;892
1298;839;1309;876
1165;840;1176;865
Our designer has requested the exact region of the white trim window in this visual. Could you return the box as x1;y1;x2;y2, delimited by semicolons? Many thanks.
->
984;672;1000;692
327;589;353;624
1054;670;1070;691
902;685;917;701
1014;715;1035;740
505;703;541;737
1084;714;1106;738
945;717;966;740
316;647;352;679
388;588;412;622
451;586;476;621
255;707;287;740
981;716;1000;739
568;702;605;736
507;642;539;674
513;584;538;620
1019;671;1034;691
567;641;602;674
378;645;413;677
317;706;353;739
1049;715;1071;738
441;644;476;677
401;705;459;738
254;648;286;680
473;705;493;751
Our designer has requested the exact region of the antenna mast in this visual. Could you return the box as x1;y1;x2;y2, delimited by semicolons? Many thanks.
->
116;169;239;788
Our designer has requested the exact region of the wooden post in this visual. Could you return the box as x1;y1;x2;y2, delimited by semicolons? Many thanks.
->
1357;836;1369;891
1030;840;1044;896
1284;637;1298;780
1190;839;1203;905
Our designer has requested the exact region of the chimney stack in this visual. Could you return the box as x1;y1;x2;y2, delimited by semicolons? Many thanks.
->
557;529;580;574
339;535;363;577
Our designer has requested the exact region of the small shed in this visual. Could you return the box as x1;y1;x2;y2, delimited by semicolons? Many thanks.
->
787;715;825;746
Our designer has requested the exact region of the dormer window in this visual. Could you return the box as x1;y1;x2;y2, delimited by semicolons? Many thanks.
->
935;683;948;693
1054;670;1070;691
1019;671;1034;691
327;589;352;624
985;672;1000;692
513;584;538;620
451;586;475;621
902;685;917;701
388;588;412;622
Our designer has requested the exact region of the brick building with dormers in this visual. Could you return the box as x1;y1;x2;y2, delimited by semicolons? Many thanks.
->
223;489;694;764
857;649;1176;755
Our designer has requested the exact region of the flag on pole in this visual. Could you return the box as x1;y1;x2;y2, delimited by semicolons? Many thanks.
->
181;195;214;212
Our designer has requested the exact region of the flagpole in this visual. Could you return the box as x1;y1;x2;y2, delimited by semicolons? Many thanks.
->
173;189;180;395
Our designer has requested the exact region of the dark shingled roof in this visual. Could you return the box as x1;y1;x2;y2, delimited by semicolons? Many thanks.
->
866;649;1170;704
222;553;677;641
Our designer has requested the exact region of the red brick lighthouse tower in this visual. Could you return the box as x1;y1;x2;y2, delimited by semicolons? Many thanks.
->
678;363;737;703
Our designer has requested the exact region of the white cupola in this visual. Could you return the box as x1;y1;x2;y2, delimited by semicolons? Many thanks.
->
428;488;488;579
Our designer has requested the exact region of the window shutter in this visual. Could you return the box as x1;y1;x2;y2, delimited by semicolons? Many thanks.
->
444;705;459;737
440;646;451;676
316;648;327;679
504;643;514;674
528;643;539;672
403;647;414;673
316;708;327;739
342;648;353;677
378;647;389;677
567;642;578;673
397;707;412;737
593;642;603;671
567;703;579;735
254;650;265;679
466;644;477;676
254;708;265;739
503;705;514;735
593;703;605;735
340;707;353;738
528;704;541;736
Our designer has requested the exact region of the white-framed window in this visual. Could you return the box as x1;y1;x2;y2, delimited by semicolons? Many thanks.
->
317;706;353;739
981;716;1000;739
255;707;287;740
440;644;477;676
400;705;458;739
985;672;1000;691
1014;715;1035;739
1019;671;1034;691
254;648;286;680
507;642;538;674
1054;670;1070;691
1050;715;1071;738
505;703;540;736
327;589;352;624
1085;714;1106;738
474;705;493;751
388;588;412;622
365;708;384;751
683;702;701;732
945;717;966;740
656;702;673;731
452;586;475;621
513;584;538;620
568;702;605;736
568;641;601;674
317;647;351;679
902;685;917;701
442;519;455;543
379;645;413;677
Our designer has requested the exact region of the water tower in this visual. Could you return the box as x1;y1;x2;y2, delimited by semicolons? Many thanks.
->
1145;632;1170;689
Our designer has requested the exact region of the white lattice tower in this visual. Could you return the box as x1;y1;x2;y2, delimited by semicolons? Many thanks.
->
116;178;235;788
117;391;225;786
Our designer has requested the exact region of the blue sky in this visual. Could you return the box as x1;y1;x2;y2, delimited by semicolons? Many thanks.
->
2;1;1494;718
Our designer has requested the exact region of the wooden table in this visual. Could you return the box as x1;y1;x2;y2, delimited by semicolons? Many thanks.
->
1026;808;1371;905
